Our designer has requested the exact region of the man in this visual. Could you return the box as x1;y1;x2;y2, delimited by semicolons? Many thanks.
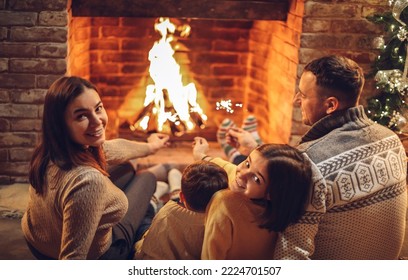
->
227;55;407;259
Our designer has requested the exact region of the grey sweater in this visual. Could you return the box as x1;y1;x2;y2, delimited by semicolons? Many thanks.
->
273;106;407;259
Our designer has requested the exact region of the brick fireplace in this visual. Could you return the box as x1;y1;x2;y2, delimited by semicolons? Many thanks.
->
67;0;298;142
0;0;388;184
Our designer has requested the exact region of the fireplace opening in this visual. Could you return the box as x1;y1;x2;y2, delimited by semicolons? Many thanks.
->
123;18;208;138
68;0;300;144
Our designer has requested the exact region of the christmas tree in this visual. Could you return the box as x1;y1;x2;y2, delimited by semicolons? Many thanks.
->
366;0;408;133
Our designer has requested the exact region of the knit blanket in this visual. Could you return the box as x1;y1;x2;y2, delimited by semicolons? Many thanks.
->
0;184;29;219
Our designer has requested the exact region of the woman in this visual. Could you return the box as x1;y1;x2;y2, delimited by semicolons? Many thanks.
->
193;137;312;259
21;76;170;259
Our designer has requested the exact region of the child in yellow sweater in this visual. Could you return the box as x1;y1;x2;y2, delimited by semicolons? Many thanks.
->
193;137;312;259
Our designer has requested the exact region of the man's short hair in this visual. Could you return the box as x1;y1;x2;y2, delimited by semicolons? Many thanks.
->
304;55;365;105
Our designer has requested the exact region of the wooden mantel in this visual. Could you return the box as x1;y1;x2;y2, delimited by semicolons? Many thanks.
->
71;0;289;20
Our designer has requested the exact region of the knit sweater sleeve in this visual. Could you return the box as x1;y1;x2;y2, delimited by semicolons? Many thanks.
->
273;156;326;260
102;138;152;165
59;170;109;259
208;157;237;187
201;190;233;260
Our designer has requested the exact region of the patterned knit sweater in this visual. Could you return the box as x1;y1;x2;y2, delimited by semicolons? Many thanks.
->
21;139;153;259
273;106;408;259
134;200;206;260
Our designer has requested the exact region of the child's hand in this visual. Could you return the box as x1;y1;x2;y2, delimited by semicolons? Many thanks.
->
192;137;209;161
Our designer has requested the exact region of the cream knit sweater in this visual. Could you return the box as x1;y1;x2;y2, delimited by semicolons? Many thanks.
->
21;139;153;259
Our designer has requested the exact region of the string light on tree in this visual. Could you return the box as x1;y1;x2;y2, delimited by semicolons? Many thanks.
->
366;0;408;132
372;35;385;49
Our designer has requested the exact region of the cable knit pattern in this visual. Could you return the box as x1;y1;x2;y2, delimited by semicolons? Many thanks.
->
273;106;408;260
21;139;153;259
134;200;206;260
102;138;151;165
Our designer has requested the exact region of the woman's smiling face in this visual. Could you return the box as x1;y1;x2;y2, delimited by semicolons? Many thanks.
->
64;88;108;148
230;149;269;199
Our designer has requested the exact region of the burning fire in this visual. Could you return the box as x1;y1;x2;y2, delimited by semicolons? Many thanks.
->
130;18;207;136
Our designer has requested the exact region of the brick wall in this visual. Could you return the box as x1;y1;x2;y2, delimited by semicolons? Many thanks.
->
0;0;68;184
246;0;304;144
67;7;90;79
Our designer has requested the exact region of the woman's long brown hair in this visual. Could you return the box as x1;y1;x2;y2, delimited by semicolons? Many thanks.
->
29;76;108;195
256;144;312;232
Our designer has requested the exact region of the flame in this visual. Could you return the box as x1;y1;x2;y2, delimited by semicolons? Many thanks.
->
131;18;207;135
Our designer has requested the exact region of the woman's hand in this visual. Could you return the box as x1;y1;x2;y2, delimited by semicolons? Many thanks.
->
192;136;209;161
147;133;170;153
